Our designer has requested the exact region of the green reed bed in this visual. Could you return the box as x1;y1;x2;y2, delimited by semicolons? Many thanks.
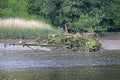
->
0;18;58;39
0;27;58;39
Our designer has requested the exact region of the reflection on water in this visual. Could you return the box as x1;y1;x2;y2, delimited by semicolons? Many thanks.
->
0;50;120;80
0;66;120;80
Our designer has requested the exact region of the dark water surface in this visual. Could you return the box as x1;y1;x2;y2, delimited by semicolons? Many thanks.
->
0;50;120;80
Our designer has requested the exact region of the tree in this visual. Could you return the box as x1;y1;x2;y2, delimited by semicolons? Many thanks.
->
0;0;27;18
1;0;120;32
27;0;56;18
99;0;120;31
74;14;100;32
0;0;10;17
53;0;86;31
108;0;120;27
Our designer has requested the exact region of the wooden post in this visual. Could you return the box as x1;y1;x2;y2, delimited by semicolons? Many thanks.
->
65;23;68;33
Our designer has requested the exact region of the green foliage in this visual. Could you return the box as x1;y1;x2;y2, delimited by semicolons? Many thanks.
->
74;14;100;32
0;0;120;32
58;0;82;30
0;0;8;8
47;33;99;51
87;38;97;48
108;0;120;27
26;0;56;18
0;8;15;18
48;34;66;44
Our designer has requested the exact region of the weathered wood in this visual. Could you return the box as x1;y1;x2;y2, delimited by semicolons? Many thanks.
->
10;43;63;47
8;31;101;52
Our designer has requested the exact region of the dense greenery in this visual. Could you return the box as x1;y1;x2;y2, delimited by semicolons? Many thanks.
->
0;27;58;39
0;0;120;32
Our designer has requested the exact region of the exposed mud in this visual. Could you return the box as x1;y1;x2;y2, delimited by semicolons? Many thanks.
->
0;34;120;51
101;34;120;50
101;40;120;50
0;39;51;51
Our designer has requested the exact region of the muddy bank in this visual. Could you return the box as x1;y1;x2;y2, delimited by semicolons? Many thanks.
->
101;40;120;50
101;34;120;50
0;50;120;69
0;39;51;51
1;34;120;51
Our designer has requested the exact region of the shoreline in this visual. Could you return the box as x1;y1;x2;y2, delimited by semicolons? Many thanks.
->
1;34;120;51
101;40;120;50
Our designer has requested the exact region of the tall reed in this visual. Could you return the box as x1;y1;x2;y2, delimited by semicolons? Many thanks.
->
0;18;58;39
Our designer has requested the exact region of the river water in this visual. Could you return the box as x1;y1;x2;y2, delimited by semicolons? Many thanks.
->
0;50;120;80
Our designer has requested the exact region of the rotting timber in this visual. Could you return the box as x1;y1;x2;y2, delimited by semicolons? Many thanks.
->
37;32;101;52
8;26;101;52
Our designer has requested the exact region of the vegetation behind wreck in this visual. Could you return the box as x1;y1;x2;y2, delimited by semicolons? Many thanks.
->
0;0;110;51
0;0;120;34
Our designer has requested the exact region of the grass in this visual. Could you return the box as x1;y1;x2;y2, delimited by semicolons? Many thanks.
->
0;18;59;39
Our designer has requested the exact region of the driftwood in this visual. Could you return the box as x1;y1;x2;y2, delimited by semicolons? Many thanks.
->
6;31;101;52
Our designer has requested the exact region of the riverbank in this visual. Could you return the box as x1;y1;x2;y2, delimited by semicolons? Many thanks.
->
101;34;120;50
0;39;51;51
0;49;120;69
0;34;120;51
0;34;120;80
101;40;120;50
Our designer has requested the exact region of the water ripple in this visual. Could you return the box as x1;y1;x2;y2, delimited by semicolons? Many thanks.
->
0;51;120;69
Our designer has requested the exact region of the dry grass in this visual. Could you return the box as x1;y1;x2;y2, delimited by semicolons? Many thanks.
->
0;18;58;39
0;18;51;29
